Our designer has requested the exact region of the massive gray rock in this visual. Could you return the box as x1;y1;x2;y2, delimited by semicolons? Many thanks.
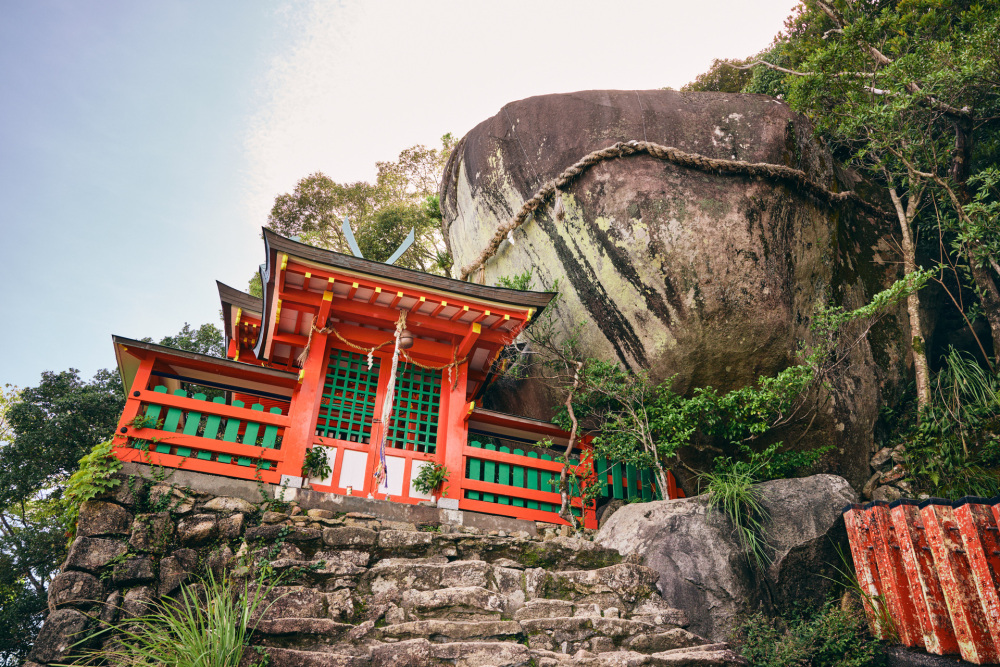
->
595;474;857;642
440;90;910;491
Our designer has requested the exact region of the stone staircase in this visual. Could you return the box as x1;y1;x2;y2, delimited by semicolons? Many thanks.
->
32;473;747;667
245;514;747;666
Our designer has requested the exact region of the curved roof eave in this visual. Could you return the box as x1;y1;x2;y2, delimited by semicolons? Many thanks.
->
253;228;556;362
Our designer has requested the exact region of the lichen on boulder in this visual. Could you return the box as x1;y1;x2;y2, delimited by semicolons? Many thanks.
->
441;89;909;491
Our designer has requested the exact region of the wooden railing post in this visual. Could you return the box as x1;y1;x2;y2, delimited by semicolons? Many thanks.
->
277;293;334;482
439;360;468;505
114;353;156;448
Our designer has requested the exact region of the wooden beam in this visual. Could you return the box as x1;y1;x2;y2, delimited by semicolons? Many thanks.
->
281;285;510;343
450;305;469;322
368;286;382;304
457;322;481;359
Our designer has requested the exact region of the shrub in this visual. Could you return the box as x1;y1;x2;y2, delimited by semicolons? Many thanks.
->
77;570;277;667
413;462;449;496
301;446;332;481
732;600;887;667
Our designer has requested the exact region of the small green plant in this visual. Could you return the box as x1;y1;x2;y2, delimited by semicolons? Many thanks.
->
130;414;163;430
62;439;123;541
301;446;332;481
824;543;898;642
497;269;534;291
698;453;772;571
72;569;281;667
731;600;887;667
413;462;450;496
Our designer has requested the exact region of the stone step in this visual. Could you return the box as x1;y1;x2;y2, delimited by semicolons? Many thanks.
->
253;618;354;637
369;639;533;667
367;531;623;571
521;616;660;654
400;585;509;621
623;628;709;653
530;643;747;666
249;647;368;667
545;563;660;606
375;619;522;643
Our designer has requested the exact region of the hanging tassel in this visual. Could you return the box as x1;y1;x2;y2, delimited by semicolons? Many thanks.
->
372;310;407;493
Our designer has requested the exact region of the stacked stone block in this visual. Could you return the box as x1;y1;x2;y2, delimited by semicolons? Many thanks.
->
28;475;746;666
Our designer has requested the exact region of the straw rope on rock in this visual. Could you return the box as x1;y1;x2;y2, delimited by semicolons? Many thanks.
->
458;139;890;281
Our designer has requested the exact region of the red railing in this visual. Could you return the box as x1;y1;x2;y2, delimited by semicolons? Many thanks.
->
113;344;298;485
461;439;598;528
843;497;1000;664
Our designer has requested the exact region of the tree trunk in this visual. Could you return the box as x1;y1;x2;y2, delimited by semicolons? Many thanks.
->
558;362;584;530
888;186;932;411
968;262;1000;359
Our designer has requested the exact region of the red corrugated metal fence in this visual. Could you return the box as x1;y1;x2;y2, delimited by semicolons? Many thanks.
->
843;497;1000;664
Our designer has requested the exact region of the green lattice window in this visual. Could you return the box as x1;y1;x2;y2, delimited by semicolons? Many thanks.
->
386;366;441;453
315;348;380;443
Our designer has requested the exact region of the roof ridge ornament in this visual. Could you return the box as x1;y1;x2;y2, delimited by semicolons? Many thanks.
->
341;216;415;266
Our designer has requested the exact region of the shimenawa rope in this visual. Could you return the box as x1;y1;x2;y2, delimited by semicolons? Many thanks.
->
458;139;891;281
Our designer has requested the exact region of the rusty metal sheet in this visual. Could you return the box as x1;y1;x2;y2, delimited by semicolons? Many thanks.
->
891;500;960;655
844;503;893;639
922;501;999;664
953;498;1000;652
870;502;925;647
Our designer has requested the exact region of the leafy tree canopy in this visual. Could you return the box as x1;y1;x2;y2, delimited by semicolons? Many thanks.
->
142;322;224;358
265;134;456;276
0;322;222;665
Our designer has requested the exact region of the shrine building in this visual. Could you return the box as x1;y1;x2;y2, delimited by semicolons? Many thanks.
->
110;229;679;527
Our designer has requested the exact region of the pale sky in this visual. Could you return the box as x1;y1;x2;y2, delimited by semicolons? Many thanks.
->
0;0;798;389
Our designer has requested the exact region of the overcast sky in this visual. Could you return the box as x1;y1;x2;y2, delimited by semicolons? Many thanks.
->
0;0;798;389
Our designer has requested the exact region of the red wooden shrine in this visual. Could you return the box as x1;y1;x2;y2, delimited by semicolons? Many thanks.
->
111;229;680;527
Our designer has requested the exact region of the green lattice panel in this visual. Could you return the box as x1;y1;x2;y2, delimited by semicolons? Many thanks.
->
386;366;440;454
315;348;380;443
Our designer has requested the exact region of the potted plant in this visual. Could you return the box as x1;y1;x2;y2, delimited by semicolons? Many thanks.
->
413;462;450;502
301;447;332;489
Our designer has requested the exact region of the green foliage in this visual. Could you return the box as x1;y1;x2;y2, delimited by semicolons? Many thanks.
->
247;272;263;298
144;322;225;358
0;368;124;666
497;269;534;291
699;453;772;570
301;446;332;481
62;440;123;541
732;600;887;667
412;462;450;496
267;135;455;275
681;56;756;93
903;347;1000;498
0;369;124;507
77;570;278;667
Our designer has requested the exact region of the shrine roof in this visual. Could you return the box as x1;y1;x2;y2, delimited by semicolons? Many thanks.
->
111;335;299;401
260;228;554;309
217;281;263;349
217;281;262;315
253;229;556;369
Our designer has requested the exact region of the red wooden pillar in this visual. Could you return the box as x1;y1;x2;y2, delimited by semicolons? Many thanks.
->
952;498;1000;653
891;500;959;655
870;501;925;647
844;504;892;638
439;360;468;504
277;294;333;482
922;500;999;664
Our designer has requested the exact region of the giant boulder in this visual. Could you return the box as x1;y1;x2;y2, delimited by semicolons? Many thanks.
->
594;473;857;642
440;90;909;491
